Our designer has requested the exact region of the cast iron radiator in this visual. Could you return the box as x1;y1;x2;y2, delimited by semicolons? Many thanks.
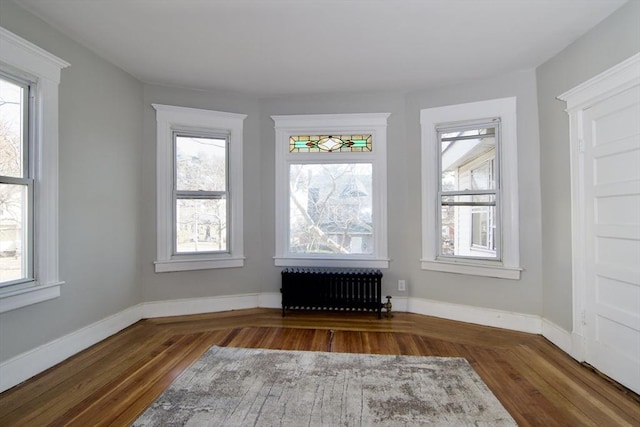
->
281;267;383;318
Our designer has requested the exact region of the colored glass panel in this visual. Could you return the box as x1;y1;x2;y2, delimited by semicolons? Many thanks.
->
289;135;372;153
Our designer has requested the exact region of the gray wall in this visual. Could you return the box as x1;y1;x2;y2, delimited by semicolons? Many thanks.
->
537;0;640;330
0;0;143;361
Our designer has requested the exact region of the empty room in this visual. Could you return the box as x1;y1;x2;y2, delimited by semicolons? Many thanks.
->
0;0;639;425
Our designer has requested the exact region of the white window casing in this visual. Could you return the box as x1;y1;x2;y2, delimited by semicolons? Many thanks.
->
153;104;246;273
420;97;521;280
272;113;390;269
0;26;69;313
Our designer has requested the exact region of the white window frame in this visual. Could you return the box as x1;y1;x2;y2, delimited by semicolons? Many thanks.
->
272;113;390;269
420;97;521;280
0;27;69;313
153;104;246;273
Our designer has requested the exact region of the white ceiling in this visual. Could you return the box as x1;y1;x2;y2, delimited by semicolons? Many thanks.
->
13;0;627;96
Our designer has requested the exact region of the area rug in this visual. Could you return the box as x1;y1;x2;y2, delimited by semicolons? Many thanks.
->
132;346;516;426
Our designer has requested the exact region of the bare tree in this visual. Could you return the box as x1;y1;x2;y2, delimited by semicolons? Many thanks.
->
175;137;227;252
289;164;372;255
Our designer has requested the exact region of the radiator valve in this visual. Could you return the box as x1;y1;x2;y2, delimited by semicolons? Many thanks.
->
382;295;393;318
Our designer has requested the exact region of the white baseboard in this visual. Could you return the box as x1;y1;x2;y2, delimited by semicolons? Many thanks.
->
405;297;583;364
541;318;574;355
571;331;587;362
141;292;283;318
542;318;587;363
406;296;542;334
0;292;577;394
0;304;142;393
390;296;408;312
258;292;281;309
142;293;262;318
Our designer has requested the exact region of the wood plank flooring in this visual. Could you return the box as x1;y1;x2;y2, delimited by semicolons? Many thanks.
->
0;308;638;426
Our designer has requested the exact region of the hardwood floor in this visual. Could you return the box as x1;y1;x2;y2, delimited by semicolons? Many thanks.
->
0;308;638;426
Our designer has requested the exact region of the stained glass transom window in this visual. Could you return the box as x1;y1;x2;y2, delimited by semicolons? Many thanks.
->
290;135;372;153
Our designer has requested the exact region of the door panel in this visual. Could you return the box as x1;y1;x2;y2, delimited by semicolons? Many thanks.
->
583;84;640;393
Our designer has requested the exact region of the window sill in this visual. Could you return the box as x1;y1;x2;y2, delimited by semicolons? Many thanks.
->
420;259;521;280
154;256;245;273
0;282;63;314
275;257;389;269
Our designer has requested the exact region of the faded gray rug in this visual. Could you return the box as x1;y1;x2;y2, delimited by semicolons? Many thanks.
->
132;346;516;426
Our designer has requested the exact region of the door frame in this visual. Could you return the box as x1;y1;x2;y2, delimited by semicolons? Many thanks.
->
558;52;640;362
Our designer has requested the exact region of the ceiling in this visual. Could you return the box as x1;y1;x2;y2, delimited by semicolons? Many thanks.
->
12;0;627;96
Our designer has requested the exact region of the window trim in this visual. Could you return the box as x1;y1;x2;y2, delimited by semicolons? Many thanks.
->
0;26;69;313
153;104;246;273
272;113;390;269
420;97;521;280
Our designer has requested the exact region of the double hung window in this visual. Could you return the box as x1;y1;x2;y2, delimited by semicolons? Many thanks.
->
0;27;68;313
174;132;229;254
421;97;521;279
0;72;32;288
153;104;246;272
438;121;499;260
273;113;390;268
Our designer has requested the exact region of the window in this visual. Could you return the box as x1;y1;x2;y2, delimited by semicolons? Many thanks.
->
153;104;246;272
0;27;69;313
421;98;521;279
174;133;228;254
0;73;32;287
439;122;499;260
273;113;390;268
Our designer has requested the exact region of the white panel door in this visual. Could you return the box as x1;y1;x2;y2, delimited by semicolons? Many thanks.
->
582;84;640;393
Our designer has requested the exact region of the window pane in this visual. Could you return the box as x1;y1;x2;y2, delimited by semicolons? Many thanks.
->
440;195;496;259
176;198;227;253
470;160;494;190
289;135;372;153
175;136;226;192
0;183;28;284
289;163;373;254
441;128;496;191
0;77;26;178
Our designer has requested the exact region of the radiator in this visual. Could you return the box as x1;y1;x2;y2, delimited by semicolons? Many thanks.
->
281;267;383;318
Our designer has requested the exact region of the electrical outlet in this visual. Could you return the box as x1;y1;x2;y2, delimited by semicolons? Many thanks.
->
398;280;406;291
